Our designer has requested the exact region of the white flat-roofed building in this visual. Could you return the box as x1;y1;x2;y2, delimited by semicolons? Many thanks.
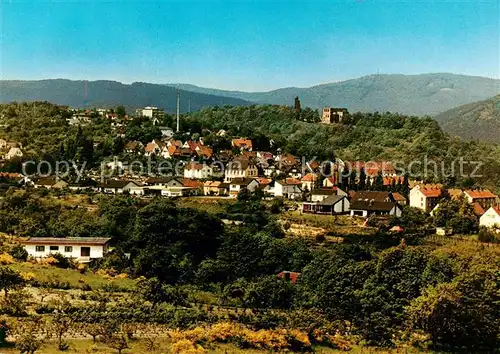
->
136;106;164;120
22;237;111;263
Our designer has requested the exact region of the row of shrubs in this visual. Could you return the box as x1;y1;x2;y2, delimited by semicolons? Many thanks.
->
168;322;352;353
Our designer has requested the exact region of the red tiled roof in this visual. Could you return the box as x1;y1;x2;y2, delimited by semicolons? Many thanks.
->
186;140;200;151
276;271;301;285
232;138;253;149
181;178;203;188
257;177;272;185
301;173;318;182
196;146;213;158
0;172;23;179
167;145;180;156
392;192;406;202
167;140;182;148
185;162;205;171
465;190;497;199
347;161;396;177
383;176;404;186
282;178;302;186
472;202;485;216
204;181;221;188
419;188;442;198
491;206;500;216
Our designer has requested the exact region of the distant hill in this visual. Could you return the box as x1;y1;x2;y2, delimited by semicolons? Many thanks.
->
169;73;500;116
1;74;498;117
434;95;500;143
0;79;252;113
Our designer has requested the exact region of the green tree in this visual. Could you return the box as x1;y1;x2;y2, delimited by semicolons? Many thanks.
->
116;106;126;118
406;266;499;350
0;267;24;299
132;200;223;283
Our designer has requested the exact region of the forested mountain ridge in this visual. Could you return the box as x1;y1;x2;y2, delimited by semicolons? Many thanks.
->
0;79;253;113
434;95;500;143
1;73;498;117
169;73;500;116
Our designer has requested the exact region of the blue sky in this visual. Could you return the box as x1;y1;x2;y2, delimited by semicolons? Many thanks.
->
1;0;499;91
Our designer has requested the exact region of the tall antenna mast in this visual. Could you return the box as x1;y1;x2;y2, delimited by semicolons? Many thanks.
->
84;80;88;107
176;86;180;132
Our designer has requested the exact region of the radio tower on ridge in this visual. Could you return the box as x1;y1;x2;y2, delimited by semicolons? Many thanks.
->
176;86;180;132
84;80;88;107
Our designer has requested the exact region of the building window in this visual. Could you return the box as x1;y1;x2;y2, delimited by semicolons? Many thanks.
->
35;246;45;252
49;246;59;251
64;246;73;253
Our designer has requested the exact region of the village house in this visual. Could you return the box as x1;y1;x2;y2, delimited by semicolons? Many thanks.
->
347;161;398;182
231;138;253;151
229;178;260;197
301;173;319;191
256;151;274;161
310;187;348;202
323;176;338;188
256;177;273;194
196;146;213;159
302;195;350;215
144;177;183;188
167;139;183;148
349;191;402;217
124;141;144;154
144;139;168;158
184;162;214;179
33;176;68;189
22;237;111;263
224;159;258;182
179;178;203;196
99;180;142;194
463;190;497;210
5;147;23;160
479;206;500;229
392;192;407;206
270;178;302;199
203;181;223;196
158;126;174;138
0;172;24;185
409;185;443;213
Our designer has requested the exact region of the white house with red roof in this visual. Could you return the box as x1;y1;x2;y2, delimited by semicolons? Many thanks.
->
301;173;319;191
479;206;500;229
463;190;498;210
184;162;214;179
409;185;443;212
271;178;302;199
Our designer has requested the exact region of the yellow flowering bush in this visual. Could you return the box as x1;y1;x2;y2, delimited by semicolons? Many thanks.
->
288;328;312;347
20;272;36;281
0;253;15;265
312;329;352;351
170;339;207;354
169;322;312;352
41;256;58;266
241;328;289;351
206;322;241;342
114;273;129;279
